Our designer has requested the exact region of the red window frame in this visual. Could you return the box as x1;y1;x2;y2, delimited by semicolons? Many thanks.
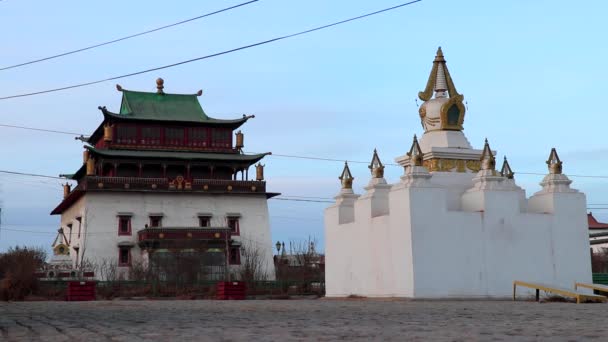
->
229;247;241;265
118;247;131;267
118;216;132;236
227;217;240;236
149;216;163;228
198;216;210;227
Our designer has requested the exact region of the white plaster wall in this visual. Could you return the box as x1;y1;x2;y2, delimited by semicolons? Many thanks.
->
325;176;593;298
64;192;275;280
59;196;87;267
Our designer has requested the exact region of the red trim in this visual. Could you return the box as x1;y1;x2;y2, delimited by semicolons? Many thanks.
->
118;216;132;236
227;217;240;236
229;247;241;265
109;124;234;151
118;247;131;267
589;212;608;229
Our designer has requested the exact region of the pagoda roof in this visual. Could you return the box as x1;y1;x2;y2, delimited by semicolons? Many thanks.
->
99;89;251;126
85;146;269;163
589;212;608;230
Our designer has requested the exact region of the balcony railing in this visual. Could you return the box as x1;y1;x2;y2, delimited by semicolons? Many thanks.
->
81;176;266;193
137;227;232;249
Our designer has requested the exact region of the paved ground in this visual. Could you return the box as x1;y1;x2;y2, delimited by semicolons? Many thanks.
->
1;299;607;341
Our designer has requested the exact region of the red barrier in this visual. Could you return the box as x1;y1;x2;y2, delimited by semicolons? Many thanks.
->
67;281;96;301
216;281;246;300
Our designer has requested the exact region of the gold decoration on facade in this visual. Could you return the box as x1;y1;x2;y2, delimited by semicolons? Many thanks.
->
187;232;193;238
227;185;233;191
480;139;496;171
83;150;89;164
339;162;354;189
151;184;157;189
251;186;257;191
124;183;130;189
97;182;104;188
466;160;481;172
500;156;514;179
439;96;466;131
54;243;69;256
368;149;385;178
440;159;456;171
185;181;192;190
456;160;466;172
159;233;165;239
407;135;424;166
214;233;221;238
546;148;562;174
203;184;209;191
256;163;265;181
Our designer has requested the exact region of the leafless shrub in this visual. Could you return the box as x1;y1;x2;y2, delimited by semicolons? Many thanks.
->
0;246;47;301
237;241;269;283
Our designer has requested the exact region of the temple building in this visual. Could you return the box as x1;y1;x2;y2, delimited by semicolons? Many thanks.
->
325;48;592;298
51;79;278;280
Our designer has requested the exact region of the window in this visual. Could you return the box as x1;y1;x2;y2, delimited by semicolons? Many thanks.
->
116;125;137;144
141;126;161;145
227;217;240;235
211;129;231;148
149;216;163;228
188;127;208;147
67;223;73;244
229;247;241;265
118;247;131;267
198;216;211;227
165;127;184;146
76;217;82;238
118;216;131;236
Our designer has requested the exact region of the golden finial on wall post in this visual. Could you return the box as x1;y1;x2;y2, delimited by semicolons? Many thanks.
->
480;138;496;171
368;149;384;178
500;156;514;179
255;163;265;181
546;148;562;174
83;149;89;164
339;161;354;189
406;135;424;166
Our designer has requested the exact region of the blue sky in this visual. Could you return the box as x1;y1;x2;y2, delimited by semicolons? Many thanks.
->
1;0;608;254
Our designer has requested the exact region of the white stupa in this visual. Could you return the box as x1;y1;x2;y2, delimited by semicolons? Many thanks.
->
324;48;592;298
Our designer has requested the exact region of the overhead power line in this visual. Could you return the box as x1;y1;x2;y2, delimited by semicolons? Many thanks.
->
0;123;82;136
0;0;259;71
0;0;423;100
0;170;67;180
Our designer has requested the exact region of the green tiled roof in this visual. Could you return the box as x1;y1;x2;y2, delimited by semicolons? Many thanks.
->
85;146;269;163
119;90;209;122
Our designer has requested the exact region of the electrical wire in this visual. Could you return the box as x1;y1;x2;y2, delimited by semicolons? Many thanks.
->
0;0;423;100
0;123;84;136
0;1;259;71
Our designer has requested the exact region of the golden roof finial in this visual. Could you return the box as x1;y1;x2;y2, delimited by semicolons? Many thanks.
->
406;134;424;166
480;138;496;171
418;47;462;102
339;161;354;189
156;78;164;94
368;149;385;178
546;148;562;174
500;156;514;179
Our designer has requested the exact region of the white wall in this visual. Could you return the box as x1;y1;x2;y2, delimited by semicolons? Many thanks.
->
325;173;593;298
60;192;275;279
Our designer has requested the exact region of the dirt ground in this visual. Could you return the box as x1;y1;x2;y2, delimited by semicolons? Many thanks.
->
1;299;607;341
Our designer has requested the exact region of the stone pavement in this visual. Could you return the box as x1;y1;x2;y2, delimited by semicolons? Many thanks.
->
1;299;607;341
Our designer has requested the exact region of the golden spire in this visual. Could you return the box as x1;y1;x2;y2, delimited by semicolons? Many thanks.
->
418;47;462;101
480;139;496;171
406;135;424;166
339;162;354;189
546;148;562;174
368;149;385;178
500;156;514;179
